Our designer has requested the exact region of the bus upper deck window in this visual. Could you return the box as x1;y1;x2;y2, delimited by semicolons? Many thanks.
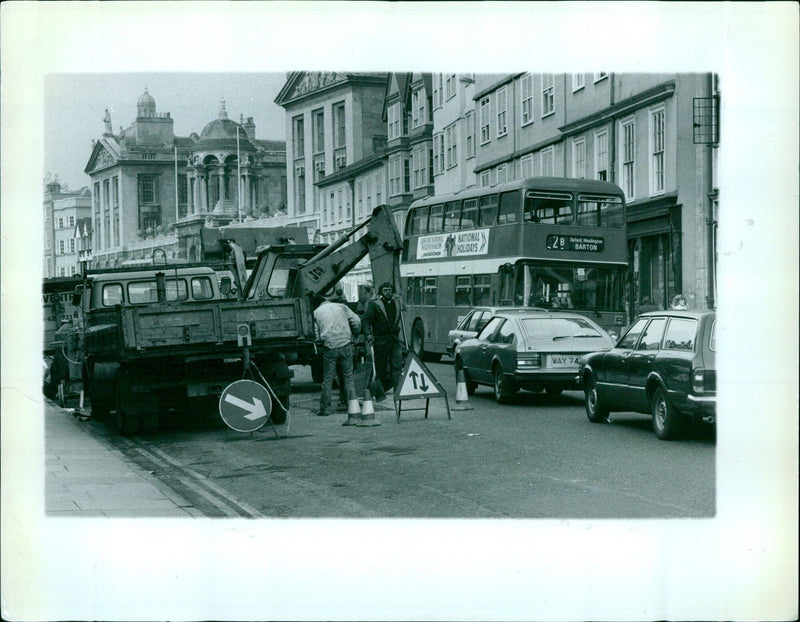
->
409;206;429;235
461;199;478;229
497;191;520;225
577;194;624;228
525;191;573;224
428;204;444;233
444;201;461;232
478;195;498;226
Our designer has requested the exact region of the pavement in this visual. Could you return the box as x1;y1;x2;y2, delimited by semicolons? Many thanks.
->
44;399;204;517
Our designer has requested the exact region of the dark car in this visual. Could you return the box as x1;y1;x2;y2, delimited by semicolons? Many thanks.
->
577;310;716;440
454;310;615;403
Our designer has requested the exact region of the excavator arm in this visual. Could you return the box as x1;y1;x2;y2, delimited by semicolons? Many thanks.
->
291;204;403;299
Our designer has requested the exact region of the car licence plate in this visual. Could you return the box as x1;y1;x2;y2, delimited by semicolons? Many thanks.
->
547;354;580;368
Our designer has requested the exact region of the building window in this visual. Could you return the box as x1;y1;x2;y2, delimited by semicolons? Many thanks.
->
412;89;427;128
445;123;458;169
479;97;491;144
621;118;635;200
465;111;476;158
433;73;441;109
388;102;402;140
521;73;533;126
445;74;456;100
69;215;75;227
333;102;346;148
572;73;585;92
572;138;586;179
542;74;555;117
138;175;156;204
496;164;508;184
376;172;383;205
389;155;402;197
113;213;119;243
113;176;119;207
412;145;428;189
58;240;65;255
178;175;188;205
293;115;305;158
295;167;306;213
337;189;343;222
650;106;665;195
433;133;444;175
541;146;554;176
357;181;363;218
312;109;325;153
103;179;110;209
480;171;491;187
496;87;508;137
521;154;534;178
69;239;75;253
593;72;608;82
595;129;608;181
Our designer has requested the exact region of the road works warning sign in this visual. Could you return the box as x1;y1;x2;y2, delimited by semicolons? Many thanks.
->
396;352;446;399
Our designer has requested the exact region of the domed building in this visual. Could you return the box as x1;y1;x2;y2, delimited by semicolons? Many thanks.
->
84;90;287;267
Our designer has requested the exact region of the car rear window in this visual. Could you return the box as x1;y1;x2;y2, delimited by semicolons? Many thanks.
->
520;317;603;339
663;317;698;351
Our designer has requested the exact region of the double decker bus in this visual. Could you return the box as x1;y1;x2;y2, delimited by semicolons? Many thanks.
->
401;177;629;360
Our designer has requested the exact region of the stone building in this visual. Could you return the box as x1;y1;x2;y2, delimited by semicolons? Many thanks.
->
84;90;286;267
448;72;720;311
42;181;91;278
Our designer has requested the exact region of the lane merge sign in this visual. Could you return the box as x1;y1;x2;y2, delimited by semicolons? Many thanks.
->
396;352;446;400
219;379;272;432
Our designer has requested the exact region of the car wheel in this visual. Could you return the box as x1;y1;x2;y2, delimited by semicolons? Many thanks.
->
584;375;610;423
493;364;515;404
652;386;683;440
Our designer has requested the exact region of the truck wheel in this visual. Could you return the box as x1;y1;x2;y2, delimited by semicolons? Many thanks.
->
259;355;292;425
86;362;115;421
652;386;684;440
310;359;323;384
114;374;140;436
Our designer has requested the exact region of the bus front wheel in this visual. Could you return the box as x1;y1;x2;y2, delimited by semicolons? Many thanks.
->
411;321;425;359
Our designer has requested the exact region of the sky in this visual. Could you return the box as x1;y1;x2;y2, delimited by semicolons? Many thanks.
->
44;72;287;191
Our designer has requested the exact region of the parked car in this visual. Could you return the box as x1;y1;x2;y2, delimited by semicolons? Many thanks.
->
577;310;716;440
453;310;614;403
447;306;545;356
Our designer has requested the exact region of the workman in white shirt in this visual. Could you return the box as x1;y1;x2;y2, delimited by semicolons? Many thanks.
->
312;293;361;421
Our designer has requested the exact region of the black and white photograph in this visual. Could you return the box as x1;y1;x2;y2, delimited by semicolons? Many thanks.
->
2;2;798;621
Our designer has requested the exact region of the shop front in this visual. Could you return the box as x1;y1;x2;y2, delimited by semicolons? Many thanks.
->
626;195;682;315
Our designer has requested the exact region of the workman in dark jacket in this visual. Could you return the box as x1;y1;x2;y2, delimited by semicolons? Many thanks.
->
363;282;405;393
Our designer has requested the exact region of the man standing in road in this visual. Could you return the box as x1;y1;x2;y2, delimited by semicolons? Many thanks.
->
313;294;361;422
363;282;405;394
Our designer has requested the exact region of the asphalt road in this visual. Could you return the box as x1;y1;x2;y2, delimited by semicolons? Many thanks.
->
83;360;716;518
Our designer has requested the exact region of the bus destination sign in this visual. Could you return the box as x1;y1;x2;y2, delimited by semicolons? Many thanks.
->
546;234;605;252
416;229;490;259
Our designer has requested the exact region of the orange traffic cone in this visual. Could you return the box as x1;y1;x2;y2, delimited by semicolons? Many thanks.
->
358;387;380;426
343;387;361;426
452;368;474;410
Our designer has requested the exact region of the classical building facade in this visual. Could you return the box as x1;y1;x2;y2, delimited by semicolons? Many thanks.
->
466;72;719;311
84;90;286;267
43;181;91;278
